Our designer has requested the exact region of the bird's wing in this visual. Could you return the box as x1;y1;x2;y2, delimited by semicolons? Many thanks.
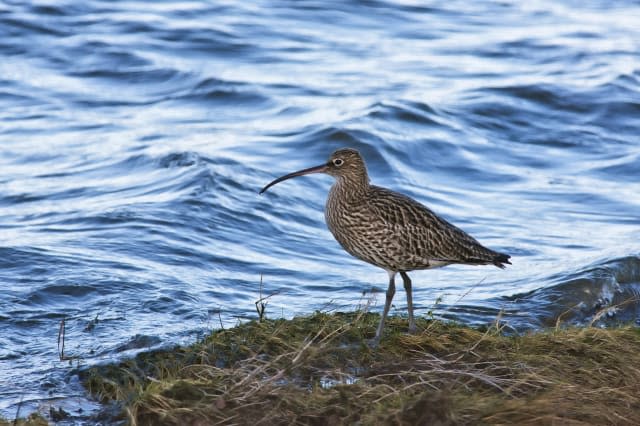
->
366;186;501;265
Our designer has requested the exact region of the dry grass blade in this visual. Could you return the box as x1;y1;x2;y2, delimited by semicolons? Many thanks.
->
80;312;640;426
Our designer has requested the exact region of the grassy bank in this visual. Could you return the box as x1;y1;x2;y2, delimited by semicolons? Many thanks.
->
0;414;48;426
81;311;640;425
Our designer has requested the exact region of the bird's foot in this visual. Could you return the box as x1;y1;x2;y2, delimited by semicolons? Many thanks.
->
407;322;418;335
367;336;381;349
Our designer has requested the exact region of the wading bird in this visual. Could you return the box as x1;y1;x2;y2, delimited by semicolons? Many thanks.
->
260;148;510;345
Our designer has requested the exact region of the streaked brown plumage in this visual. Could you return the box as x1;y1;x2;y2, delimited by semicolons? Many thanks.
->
260;147;510;345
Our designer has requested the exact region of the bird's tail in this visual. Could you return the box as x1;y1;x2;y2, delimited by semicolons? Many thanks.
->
492;252;511;269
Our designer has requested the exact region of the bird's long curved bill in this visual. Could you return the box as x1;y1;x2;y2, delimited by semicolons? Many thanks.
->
259;163;328;194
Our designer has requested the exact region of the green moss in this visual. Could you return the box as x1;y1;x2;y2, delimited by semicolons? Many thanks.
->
0;412;49;426
81;311;640;425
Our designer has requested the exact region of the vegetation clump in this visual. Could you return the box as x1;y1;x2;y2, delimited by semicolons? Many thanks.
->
0;413;49;426
81;311;640;425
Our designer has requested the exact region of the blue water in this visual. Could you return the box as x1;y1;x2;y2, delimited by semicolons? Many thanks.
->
1;0;639;422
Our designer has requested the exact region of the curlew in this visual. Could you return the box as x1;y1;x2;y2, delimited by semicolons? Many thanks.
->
260;148;510;345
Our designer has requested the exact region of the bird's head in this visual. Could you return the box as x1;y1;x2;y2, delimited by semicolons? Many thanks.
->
259;147;368;194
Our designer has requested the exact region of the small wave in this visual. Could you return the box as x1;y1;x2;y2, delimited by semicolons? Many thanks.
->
154;27;254;55
592;153;640;180
26;284;100;306
0;90;38;105
365;100;443;127
470;84;592;115
174;77;272;107
502;256;640;328
157;152;203;169
112;334;163;354
1;14;69;37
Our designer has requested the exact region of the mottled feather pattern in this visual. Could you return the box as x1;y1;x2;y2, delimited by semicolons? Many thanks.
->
325;157;509;272
262;147;510;343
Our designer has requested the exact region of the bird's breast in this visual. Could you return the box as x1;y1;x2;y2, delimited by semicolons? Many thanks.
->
324;187;399;270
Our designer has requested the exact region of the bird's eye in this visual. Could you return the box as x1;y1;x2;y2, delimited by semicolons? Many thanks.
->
333;158;344;166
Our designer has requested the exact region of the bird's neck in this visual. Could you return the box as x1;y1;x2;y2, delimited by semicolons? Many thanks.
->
331;174;370;201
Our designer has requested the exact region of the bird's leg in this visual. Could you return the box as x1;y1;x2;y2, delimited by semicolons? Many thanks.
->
400;271;417;334
372;271;396;346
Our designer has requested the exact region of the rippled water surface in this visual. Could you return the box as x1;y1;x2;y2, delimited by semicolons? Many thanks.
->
1;0;639;421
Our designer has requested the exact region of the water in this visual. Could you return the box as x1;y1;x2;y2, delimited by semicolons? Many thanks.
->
1;0;639;421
